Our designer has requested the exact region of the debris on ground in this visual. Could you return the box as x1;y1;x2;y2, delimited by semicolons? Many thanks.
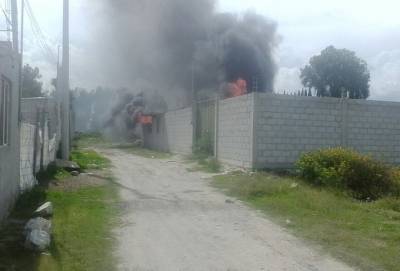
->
25;229;51;252
34;202;53;217
24;217;52;236
71;171;80;176
24;202;54;252
55;159;80;172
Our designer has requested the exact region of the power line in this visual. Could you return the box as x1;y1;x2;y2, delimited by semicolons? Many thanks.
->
0;0;12;41
24;0;57;65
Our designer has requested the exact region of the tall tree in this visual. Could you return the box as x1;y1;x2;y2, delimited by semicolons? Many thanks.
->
300;46;370;99
22;64;43;98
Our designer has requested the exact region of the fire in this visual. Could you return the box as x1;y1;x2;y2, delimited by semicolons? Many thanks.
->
227;78;247;98
136;112;153;125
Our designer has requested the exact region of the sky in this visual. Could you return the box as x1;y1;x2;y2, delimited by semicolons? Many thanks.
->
19;0;400;101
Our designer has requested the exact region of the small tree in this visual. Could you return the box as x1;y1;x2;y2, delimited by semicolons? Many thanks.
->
300;46;370;99
22;64;43;98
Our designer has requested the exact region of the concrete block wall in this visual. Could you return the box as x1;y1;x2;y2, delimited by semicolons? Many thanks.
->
254;94;343;168
19;98;60;193
144;107;193;154
254;93;400;168
217;94;254;168
346;99;400;164
20;123;37;192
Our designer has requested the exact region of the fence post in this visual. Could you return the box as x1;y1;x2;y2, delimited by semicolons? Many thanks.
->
340;98;349;147
32;110;40;175
250;93;257;169
40;109;46;171
192;100;197;153
214;94;219;158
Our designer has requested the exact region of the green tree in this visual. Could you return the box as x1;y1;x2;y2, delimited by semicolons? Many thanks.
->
22;64;43;98
300;46;370;99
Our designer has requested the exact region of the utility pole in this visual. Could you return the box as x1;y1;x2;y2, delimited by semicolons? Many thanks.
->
18;0;25;122
60;0;70;160
10;0;18;53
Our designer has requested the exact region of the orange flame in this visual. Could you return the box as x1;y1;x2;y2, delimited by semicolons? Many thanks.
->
227;78;247;98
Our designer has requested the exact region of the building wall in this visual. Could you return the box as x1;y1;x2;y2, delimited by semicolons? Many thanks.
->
143;93;400;169
20;123;37;191
0;42;20;222
346;99;400;164
20;98;60;192
254;93;400;168
144;107;193;154
217;94;254;168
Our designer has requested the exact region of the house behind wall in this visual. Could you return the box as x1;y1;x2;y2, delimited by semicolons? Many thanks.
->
144;93;400;169
0;41;20;222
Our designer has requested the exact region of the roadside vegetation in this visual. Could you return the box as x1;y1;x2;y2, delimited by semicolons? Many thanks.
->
213;148;400;271
74;132;171;159
112;143;172;159
187;134;221;173
0;135;119;271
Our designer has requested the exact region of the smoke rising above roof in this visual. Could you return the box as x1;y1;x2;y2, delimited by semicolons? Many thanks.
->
99;0;279;107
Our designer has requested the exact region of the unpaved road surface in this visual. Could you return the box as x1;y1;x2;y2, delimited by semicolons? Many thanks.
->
101;149;353;271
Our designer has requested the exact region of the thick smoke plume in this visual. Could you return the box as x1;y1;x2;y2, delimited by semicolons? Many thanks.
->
97;0;279;108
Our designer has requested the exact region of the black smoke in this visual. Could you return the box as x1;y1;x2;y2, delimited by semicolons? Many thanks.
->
97;0;279;107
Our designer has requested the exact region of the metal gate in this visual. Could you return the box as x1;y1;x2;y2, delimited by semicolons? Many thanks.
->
194;98;216;156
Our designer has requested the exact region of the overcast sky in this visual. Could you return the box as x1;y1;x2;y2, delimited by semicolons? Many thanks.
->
22;0;400;101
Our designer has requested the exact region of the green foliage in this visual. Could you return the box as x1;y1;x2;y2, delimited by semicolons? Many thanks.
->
71;150;110;170
22;64;44;98
193;133;213;158
47;186;117;271
296;148;395;200
197;157;221;173
36;165;71;183
113;144;172;159
301;46;370;99
212;171;400;270
73;132;110;149
189;134;221;173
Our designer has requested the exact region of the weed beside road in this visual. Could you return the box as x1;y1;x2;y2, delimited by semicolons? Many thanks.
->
74;133;171;160
0;141;119;271
213;171;400;271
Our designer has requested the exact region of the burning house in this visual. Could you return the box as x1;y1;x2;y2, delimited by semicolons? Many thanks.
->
96;0;279;105
104;90;167;142
85;0;280;145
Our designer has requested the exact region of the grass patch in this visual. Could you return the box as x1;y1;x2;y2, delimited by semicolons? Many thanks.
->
212;171;400;271
195;157;221;173
45;184;118;271
186;153;221;173
0;183;118;271
73;133;111;149
71;149;111;170
36;165;71;183
112;144;172;159
0;140;119;271
74;133;171;160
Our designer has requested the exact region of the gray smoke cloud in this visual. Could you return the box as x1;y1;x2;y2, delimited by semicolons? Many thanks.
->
95;0;279;108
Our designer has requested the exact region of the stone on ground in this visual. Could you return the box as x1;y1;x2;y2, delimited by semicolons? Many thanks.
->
55;159;80;172
24;217;52;236
25;229;51;252
71;170;80;176
34;202;53;217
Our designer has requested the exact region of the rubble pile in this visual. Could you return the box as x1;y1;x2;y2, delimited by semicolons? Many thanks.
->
24;202;53;252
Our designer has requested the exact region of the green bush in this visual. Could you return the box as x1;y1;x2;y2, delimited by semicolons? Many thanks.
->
193;133;213;158
296;148;394;200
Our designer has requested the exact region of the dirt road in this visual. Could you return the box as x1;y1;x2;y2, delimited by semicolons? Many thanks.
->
101;149;353;271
